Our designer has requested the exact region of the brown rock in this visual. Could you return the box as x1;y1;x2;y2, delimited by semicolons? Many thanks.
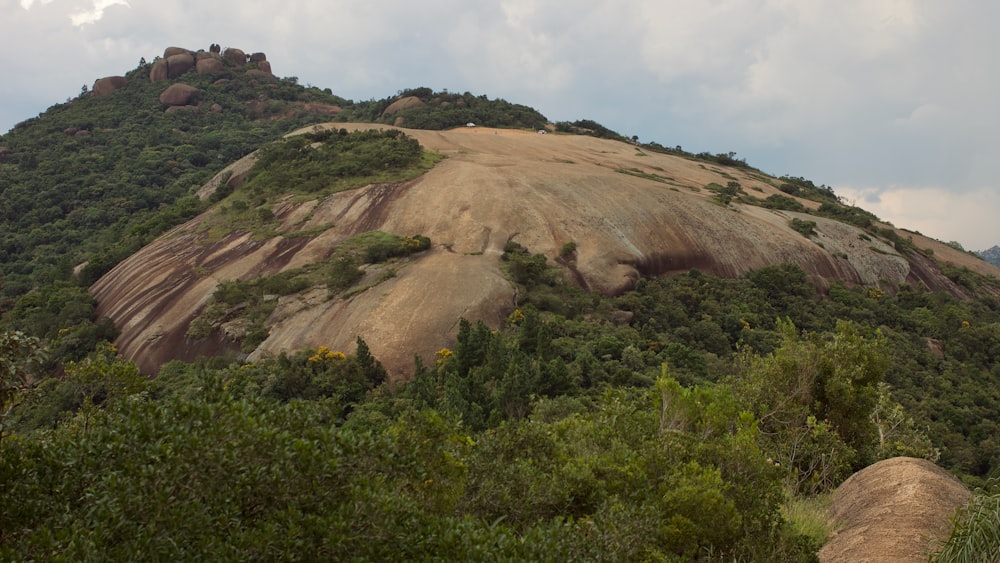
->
256;60;272;74
223;47;246;66
74;130;91;137
209;43;221;54
166;53;195;78
196;58;224;74
93;124;1000;377
149;59;169;82
92;76;128;96
382;96;425;116
63;127;79;136
250;52;267;63
159;83;200;106
209;103;223;113
819;457;971;562
195;51;214;61
164;46;190;59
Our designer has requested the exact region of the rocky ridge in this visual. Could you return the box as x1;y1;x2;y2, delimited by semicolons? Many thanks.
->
92;44;275;109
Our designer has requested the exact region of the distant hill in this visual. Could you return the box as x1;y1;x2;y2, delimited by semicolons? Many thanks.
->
977;245;1000;267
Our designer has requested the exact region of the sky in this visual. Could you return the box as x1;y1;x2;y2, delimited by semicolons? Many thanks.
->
2;0;998;250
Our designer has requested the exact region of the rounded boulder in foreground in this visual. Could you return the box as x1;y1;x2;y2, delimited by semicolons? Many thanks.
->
819;457;971;562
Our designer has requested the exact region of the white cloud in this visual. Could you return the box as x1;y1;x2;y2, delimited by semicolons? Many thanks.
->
19;0;54;9
836;185;1000;250
70;0;129;27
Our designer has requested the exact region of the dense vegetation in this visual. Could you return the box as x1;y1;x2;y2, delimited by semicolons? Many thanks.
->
2;56;1000;558
4;248;1000;558
0;60;350;302
344;87;549;131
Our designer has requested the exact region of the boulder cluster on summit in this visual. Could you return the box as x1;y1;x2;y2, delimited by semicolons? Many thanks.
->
91;44;274;108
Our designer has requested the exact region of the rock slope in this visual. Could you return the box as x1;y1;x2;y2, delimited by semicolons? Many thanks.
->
92;124;1000;377
819;457;971;562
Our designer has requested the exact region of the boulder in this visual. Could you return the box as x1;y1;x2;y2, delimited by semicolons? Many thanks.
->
63;127;79;136
382;96;426;116
195;51;214;61
164;46;190;58
159;83;200;106
223;47;247;66
196;58;225;74
819;457;971;562
209;103;223;113
249;52;267;63
149;59;169;82
92;76;128;96
166;53;195;78
209;43;221;54
256;60;272;74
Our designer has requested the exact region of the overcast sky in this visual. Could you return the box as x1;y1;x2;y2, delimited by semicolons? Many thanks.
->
3;0;998;249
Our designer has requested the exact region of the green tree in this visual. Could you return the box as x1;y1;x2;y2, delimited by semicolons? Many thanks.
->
0;330;41;446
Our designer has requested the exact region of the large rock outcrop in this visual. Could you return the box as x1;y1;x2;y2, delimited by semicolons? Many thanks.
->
92;76;127;96
150;45;269;81
149;59;169;82
819;457;971;562
196;57;224;75
382;96;425;116
92;124;1000;377
223;47;247;66
166;53;195;79
159;83;200;106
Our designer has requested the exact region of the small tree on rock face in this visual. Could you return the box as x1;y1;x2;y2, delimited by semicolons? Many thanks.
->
0;330;41;447
356;337;387;387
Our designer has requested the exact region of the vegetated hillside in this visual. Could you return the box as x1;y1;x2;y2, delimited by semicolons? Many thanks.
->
0;46;557;367
0;47;347;301
5;49;1000;560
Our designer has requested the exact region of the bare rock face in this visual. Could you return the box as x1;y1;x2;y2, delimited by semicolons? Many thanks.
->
93;125;1000;378
92;76;128;96
223;47;247;66
250;52;267;62
159;83;200;106
382;96;425;116
149;59;169;82
819;457;971;562
196;57;225;74
163;46;190;58
255;60;272;74
166;53;195;78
